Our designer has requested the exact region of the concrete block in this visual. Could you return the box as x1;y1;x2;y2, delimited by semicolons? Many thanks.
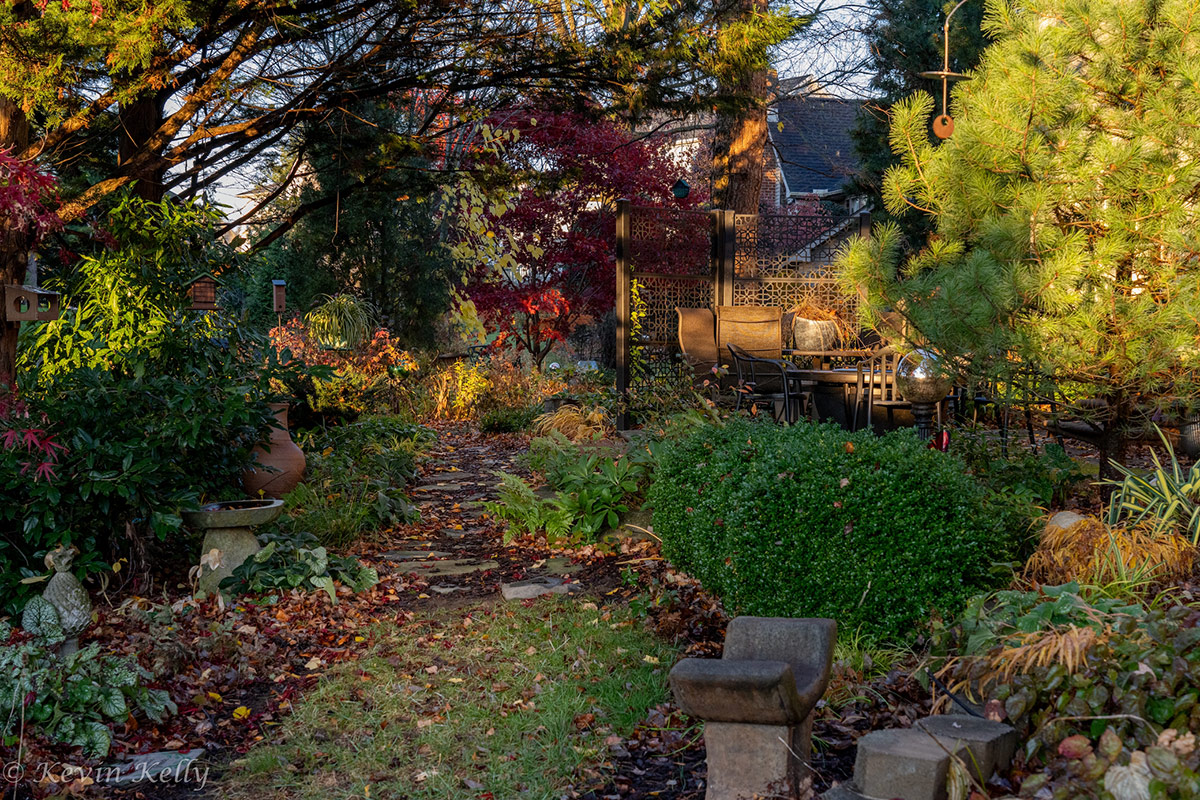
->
671;659;802;724
704;719;815;800
916;715;1017;782
854;728;964;800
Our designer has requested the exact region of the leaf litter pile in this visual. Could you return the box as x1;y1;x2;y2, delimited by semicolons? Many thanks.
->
5;424;930;799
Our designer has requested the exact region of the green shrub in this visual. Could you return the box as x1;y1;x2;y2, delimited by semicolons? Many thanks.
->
220;530;378;603
489;434;650;545
479;405;539;434
1;197;297;613
648;419;1018;641
286;416;431;546
948;426;1084;512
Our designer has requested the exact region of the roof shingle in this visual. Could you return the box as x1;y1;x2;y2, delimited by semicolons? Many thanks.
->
771;96;862;196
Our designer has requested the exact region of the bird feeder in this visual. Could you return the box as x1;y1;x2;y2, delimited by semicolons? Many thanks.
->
272;280;287;314
3;284;60;323
186;273;222;311
919;0;973;139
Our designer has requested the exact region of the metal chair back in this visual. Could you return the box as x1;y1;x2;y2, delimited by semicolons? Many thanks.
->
853;347;906;431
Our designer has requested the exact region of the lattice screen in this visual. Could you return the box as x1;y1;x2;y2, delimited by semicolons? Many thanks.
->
732;212;859;326
619;204;863;423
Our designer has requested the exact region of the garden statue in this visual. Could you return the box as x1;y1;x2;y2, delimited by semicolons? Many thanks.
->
42;545;92;657
670;616;836;800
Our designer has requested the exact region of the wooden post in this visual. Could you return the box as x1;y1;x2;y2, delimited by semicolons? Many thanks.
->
615;199;632;430
714;209;736;308
858;210;872;240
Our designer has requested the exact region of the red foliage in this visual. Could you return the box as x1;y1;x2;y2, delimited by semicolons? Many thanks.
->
269;316;418;376
0;391;65;482
0;149;62;249
464;108;703;367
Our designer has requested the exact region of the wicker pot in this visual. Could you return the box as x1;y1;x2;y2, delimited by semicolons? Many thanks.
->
1180;420;1200;458
791;317;840;351
242;403;306;498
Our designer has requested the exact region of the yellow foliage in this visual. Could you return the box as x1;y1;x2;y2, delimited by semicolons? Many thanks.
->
1024;516;1196;589
935;625;1111;711
532;405;613;441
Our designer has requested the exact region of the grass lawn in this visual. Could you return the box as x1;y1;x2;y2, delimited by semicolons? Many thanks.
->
225;596;678;800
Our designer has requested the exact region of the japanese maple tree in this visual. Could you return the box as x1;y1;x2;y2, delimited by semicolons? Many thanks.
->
462;108;703;369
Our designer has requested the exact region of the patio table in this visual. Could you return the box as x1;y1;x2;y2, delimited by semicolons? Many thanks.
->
790;368;861;425
784;349;873;370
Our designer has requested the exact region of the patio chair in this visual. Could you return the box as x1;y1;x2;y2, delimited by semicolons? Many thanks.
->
852;347;910;432
675;307;719;385
727;343;814;424
716;305;784;360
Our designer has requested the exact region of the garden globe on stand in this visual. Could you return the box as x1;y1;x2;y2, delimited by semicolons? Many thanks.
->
895;349;953;440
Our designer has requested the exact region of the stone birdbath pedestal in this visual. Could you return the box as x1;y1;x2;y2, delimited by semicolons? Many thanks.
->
183;499;285;597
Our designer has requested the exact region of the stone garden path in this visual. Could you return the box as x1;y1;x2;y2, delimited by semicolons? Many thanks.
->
361;425;600;602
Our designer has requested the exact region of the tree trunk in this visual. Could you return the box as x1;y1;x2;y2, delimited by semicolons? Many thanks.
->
711;0;769;215
118;91;167;202
0;94;30;388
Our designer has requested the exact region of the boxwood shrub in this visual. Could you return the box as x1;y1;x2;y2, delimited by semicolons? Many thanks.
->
648;419;1018;641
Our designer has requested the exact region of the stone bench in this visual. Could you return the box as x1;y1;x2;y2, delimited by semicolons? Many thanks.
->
670;616;837;800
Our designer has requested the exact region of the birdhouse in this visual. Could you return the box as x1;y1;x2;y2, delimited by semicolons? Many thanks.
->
186;273;222;311
272;280;287;314
3;284;60;323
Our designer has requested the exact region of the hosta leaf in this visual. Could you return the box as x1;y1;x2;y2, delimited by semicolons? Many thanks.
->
310;575;337;604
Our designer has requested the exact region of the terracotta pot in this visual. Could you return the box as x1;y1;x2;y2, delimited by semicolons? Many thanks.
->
243;403;306;499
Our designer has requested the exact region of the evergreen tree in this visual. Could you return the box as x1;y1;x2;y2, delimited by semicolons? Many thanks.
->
840;0;1200;475
259;102;455;346
850;0;987;242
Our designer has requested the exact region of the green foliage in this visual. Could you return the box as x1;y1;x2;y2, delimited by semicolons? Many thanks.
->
1;609;176;757
304;294;377;351
253;101;456;345
849;0;988;246
479;405;539;434
949;428;1084;511
1104;426;1200;544
840;0;1200;461
649;418;1017;641
21;596;64;645
220;530;378;604
486;473;573;543
2;198;290;613
285;417;431;546
487;437;650;544
937;585;1200;797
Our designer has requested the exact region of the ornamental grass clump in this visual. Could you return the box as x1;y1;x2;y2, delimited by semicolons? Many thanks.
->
649;419;1018;641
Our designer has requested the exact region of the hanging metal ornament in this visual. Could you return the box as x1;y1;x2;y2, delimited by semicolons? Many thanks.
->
919;0;973;139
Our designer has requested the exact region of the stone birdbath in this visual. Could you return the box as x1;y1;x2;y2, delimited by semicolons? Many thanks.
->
183;499;285;597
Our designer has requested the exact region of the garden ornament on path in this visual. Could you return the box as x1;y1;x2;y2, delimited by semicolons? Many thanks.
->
42;545;92;657
919;0;973;139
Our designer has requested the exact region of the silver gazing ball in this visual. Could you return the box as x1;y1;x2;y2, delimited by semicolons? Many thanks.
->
42;546;92;641
895;349;953;404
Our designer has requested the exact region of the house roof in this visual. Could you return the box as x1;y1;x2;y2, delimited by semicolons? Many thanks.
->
770;95;862;196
